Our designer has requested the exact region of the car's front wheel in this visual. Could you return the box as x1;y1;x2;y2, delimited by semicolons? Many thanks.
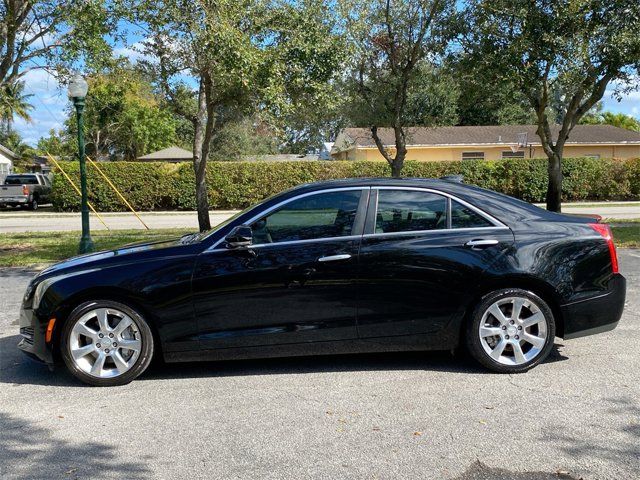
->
60;300;154;386
466;289;555;373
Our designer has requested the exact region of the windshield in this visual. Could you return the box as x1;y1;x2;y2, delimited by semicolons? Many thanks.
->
5;175;38;185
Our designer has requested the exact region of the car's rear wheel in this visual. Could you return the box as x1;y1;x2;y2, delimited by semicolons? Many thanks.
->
466;289;555;373
29;198;38;210
60;300;154;386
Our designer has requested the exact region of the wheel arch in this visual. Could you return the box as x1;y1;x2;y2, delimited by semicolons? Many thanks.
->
49;287;163;363
459;274;565;341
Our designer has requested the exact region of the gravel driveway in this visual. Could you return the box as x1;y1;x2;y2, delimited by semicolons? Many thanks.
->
1;251;639;480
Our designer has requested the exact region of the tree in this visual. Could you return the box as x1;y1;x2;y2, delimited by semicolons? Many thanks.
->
210;117;278;161
0;0;116;87
80;67;178;160
0;130;36;170
130;0;344;231
339;0;457;177
581;107;640;132
37;128;75;158
0;81;33;133
447;56;534;126
464;0;640;212
51;66;178;160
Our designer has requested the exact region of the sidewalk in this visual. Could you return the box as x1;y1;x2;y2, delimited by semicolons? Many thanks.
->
1;201;639;233
0;210;240;232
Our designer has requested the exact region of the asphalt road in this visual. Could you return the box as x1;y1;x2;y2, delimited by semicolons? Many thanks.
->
1;201;639;233
1;251;639;480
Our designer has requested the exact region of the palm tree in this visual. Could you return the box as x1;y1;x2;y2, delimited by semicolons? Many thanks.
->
0;81;33;134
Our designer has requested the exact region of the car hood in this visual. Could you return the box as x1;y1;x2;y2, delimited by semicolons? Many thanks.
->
38;237;197;278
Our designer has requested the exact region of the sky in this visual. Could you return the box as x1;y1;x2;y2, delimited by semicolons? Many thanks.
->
12;42;640;147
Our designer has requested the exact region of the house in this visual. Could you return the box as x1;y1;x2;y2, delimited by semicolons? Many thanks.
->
242;154;319;161
0;143;17;183
25;155;53;175
137;146;193;163
331;125;640;162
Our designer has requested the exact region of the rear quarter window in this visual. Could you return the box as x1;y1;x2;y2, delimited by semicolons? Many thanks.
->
451;200;493;228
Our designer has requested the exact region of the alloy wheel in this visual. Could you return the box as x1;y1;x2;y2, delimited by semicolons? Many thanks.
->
478;296;548;366
69;307;142;378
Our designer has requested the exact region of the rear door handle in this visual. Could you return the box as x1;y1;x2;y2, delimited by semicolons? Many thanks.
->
465;239;499;249
318;254;352;262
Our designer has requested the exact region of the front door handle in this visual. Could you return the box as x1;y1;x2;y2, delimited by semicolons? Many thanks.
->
465;239;499;249
317;254;352;262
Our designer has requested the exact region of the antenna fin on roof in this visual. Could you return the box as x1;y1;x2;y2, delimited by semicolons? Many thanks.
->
440;175;464;183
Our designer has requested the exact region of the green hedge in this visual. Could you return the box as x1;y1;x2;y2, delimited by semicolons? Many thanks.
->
50;157;640;212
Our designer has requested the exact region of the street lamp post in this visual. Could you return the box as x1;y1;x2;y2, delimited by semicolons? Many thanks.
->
68;73;94;254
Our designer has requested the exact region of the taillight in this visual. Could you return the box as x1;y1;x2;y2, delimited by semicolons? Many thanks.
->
589;223;619;274
22;185;28;195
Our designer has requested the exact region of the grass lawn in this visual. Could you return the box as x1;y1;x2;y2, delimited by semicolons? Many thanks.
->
612;225;640;248
0;226;637;268
0;228;192;268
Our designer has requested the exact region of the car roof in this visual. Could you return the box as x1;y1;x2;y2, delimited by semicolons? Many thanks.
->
291;177;458;192
287;177;585;226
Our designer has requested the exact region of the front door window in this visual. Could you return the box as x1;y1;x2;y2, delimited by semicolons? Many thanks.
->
251;190;362;244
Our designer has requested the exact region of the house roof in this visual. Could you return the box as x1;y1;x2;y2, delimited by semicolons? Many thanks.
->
0;143;18;160
137;146;193;161
334;125;640;151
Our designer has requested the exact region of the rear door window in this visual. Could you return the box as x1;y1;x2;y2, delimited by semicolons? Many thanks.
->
375;190;447;233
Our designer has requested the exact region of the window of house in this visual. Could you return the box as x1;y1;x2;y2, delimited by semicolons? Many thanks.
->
375;190;447;233
585;154;600;159
250;190;362;244
450;200;494;229
501;150;525;159
462;151;485;161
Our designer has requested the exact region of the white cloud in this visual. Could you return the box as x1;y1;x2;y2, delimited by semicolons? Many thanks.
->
14;69;67;146
114;41;150;63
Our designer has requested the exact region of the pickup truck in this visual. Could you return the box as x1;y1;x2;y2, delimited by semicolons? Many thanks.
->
0;173;52;210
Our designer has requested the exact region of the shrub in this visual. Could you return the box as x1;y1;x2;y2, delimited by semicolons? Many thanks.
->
50;157;640;212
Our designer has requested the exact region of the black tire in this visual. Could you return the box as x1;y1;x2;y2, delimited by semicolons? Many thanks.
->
29;198;38;210
60;300;155;386
465;288;555;373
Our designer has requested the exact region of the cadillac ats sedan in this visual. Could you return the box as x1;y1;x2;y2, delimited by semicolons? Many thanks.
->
18;178;626;386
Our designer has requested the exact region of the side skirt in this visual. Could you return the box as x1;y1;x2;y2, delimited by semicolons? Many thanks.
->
163;334;457;363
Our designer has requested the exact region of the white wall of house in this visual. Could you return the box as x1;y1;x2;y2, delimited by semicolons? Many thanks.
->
0;152;13;184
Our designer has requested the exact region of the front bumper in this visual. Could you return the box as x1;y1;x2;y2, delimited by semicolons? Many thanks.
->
17;304;54;364
560;274;626;340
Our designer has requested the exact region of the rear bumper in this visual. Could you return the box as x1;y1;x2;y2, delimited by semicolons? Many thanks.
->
560;274;626;340
0;196;29;205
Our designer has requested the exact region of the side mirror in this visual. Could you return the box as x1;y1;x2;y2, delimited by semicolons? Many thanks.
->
225;225;253;249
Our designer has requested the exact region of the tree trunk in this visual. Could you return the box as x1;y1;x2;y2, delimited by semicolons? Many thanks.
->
546;151;563;213
390;152;405;178
193;80;211;232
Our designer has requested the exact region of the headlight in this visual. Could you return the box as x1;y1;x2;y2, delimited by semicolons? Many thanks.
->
32;276;58;310
32;269;99;310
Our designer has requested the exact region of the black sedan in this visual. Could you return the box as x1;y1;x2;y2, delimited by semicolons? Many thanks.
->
18;178;626;386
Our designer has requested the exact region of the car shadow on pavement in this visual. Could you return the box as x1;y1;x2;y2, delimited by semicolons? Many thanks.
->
0;411;151;479
0;331;567;387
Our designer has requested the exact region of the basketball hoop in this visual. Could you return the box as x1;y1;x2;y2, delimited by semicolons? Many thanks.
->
509;144;520;153
517;132;528;148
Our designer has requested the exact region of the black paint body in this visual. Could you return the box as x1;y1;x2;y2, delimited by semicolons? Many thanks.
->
18;178;626;366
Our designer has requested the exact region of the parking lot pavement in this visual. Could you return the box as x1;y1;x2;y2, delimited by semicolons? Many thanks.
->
1;251;639;480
